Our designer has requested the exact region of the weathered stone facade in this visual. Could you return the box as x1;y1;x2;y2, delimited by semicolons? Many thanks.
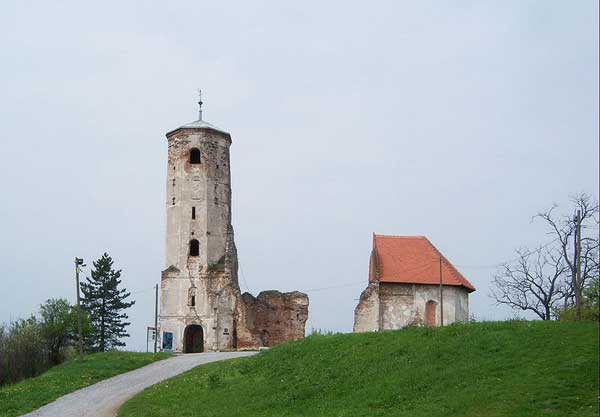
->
159;105;308;352
354;282;470;332
238;291;309;348
353;235;474;332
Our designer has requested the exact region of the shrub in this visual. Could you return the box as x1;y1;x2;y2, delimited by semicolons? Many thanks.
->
0;317;48;385
0;298;87;386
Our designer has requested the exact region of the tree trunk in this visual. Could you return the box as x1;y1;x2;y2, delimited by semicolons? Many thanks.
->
100;297;105;352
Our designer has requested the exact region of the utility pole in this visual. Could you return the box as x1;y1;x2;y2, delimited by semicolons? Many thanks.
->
439;255;444;327
154;283;159;354
574;210;582;321
74;257;85;359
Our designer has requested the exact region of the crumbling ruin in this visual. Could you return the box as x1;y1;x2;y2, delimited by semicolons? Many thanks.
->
158;99;308;352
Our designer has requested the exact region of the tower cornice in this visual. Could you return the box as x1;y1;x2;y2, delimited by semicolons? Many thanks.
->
165;125;232;142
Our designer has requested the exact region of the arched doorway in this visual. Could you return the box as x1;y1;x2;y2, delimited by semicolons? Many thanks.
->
183;325;204;353
425;300;437;327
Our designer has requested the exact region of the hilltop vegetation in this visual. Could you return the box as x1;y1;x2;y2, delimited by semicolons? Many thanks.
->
119;321;597;417
0;351;170;417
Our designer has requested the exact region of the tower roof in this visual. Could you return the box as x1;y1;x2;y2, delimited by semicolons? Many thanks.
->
166;91;230;137
166;117;230;138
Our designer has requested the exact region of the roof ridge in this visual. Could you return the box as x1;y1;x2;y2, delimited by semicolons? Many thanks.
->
374;234;427;239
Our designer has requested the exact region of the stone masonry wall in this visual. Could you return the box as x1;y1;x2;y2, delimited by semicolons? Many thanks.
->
354;282;469;332
237;291;309;348
353;282;380;333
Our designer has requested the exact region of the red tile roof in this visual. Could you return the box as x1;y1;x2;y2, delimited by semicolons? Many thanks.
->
371;234;475;292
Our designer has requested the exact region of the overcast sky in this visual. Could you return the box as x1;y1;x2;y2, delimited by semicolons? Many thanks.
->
1;1;598;351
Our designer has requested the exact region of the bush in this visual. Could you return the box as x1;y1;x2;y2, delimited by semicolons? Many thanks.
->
0;317;48;385
0;299;87;386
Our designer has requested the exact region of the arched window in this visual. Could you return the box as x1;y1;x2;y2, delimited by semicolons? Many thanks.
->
190;148;201;164
189;239;200;256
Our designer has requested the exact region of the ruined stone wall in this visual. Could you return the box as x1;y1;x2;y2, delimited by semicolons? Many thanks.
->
353;282;380;333
237;291;309;348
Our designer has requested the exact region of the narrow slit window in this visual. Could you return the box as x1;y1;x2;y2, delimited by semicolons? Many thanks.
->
188;287;197;307
192;207;196;219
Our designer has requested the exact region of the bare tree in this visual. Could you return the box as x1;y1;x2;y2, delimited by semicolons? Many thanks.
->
491;247;568;320
535;193;599;308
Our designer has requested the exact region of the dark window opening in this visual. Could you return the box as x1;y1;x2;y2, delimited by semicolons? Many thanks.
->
192;207;196;219
172;197;175;205
190;239;200;256
190;148;201;164
188;287;197;306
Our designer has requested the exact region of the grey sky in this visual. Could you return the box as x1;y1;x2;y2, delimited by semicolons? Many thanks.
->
1;1;597;351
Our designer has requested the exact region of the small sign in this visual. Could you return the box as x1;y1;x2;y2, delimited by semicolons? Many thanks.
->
162;332;173;350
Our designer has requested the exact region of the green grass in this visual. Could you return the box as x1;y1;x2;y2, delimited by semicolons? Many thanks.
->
118;321;598;417
0;351;171;417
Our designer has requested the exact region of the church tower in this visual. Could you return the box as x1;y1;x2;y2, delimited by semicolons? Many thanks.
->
159;94;240;353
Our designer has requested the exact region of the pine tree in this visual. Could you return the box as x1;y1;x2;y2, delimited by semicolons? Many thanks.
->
80;253;135;351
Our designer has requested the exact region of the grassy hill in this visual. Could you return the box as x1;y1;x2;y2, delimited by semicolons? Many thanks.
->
119;321;597;417
0;351;170;417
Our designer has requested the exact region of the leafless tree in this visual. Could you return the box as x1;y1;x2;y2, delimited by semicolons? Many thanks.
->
491;247;568;320
535;193;599;308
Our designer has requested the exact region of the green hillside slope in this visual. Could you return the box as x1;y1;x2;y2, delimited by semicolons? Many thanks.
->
0;351;170;417
119;321;598;417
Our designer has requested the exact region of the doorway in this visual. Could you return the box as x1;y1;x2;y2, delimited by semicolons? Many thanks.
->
425;300;437;327
183;325;204;353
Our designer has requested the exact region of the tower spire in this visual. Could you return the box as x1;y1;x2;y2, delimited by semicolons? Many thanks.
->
197;89;203;121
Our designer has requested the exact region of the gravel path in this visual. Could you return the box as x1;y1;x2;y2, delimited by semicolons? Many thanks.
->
21;351;256;417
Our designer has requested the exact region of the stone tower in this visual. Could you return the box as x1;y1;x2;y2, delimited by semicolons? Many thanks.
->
159;95;309;353
159;95;240;353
